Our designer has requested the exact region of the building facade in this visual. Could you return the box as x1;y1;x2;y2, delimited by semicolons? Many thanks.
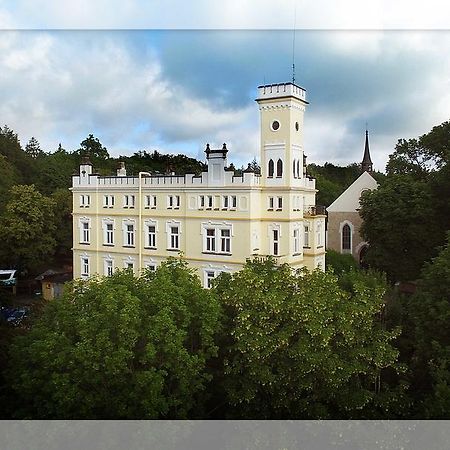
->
72;82;326;287
326;131;378;264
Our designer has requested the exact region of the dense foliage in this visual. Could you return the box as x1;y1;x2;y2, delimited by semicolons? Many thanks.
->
2;257;405;419
6;259;220;419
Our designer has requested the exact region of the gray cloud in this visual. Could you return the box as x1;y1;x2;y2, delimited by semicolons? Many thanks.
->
0;29;449;172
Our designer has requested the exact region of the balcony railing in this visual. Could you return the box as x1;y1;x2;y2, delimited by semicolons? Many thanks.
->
303;205;326;216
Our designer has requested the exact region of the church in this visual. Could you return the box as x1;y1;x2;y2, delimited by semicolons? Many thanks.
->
326;131;378;264
71;81;326;287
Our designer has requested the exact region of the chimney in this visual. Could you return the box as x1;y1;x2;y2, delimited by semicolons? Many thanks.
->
117;161;127;177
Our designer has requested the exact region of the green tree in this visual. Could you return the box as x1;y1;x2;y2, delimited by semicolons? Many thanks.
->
24;136;43;158
51;188;73;262
0;155;19;212
325;249;358;275
360;176;443;282
405;235;450;418
213;258;402;419
6;259;220;419
0;185;56;272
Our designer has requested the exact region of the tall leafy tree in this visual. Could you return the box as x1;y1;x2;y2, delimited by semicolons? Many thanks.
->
0;185;56;272
213;258;403;419
24;136;43;158
6;259;220;419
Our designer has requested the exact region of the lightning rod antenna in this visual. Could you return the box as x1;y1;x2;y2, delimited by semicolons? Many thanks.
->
292;0;297;84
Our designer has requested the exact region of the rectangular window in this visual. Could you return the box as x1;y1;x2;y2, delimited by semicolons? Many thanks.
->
317;223;323;247
175;195;180;209
206;228;216;252
125;224;135;247
167;195;173;209
293;228;300;254
81;221;90;244
206;270;215;289
222;195;229;209
81;257;89;277
273;229;279;256
105;260;113;277
304;224;310;248
147;225;156;248
124;195;135;208
170;226;179;250
80;194;90;208
231;195;237;209
277;196;283;210
268;196;274;210
146;263;157;271
206;195;213;209
199;195;205;209
105;223;114;245
126;262;134;270
146;195;157;209
220;229;231;253
103;195;114;208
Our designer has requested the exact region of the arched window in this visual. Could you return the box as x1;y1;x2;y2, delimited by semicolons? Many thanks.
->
268;159;274;177
293;159;296;178
342;224;351;251
276;159;283;177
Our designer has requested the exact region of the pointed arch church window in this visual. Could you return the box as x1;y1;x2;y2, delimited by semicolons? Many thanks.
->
268;159;274;177
276;159;283;177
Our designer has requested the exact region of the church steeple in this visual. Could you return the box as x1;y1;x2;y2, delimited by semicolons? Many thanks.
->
361;129;373;173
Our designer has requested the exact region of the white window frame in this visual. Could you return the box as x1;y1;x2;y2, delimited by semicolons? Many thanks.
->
123;194;135;208
317;222;323;248
293;227;301;255
79;218;91;244
206;195;213;210
122;219;136;248
201;222;233;255
104;258;114;277
80;194;90;208
268;223;281;257
102;218;115;246
268;196;274;210
166;220;181;251
145;195;156;209
80;255;90;278
145;219;158;249
198;195;205;210
304;222;310;248
222;195;229;209
277;196;283;211
230;195;237;210
103;195;114;208
203;266;229;289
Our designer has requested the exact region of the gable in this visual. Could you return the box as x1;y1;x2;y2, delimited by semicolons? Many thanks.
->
327;171;378;213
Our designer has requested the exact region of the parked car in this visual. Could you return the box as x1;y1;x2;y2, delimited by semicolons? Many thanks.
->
0;270;17;287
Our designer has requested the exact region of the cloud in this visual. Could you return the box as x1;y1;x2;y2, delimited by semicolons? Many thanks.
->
0;29;449;172
2;0;450;29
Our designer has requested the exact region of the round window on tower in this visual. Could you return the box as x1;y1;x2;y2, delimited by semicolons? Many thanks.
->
295;122;299;131
271;120;280;131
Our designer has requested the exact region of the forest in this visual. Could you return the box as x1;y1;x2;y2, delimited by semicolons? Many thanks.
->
0;120;449;418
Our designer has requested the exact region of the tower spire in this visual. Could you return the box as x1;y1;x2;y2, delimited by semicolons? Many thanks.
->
361;128;373;173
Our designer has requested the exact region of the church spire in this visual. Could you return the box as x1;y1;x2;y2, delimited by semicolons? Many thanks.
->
361;129;373;173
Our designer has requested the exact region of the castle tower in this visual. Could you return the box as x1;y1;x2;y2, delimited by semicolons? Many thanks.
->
256;82;309;187
361;129;373;173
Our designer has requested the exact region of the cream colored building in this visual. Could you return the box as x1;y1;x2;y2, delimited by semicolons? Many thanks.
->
72;82;326;287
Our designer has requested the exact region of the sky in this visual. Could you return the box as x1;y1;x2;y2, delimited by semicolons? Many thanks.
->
1;1;450;171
